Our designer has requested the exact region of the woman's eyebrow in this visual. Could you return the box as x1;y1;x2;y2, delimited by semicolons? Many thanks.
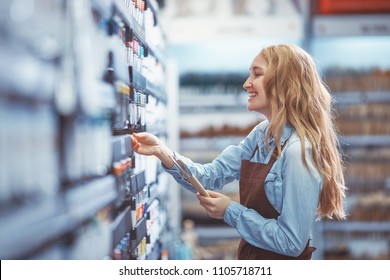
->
250;66;264;71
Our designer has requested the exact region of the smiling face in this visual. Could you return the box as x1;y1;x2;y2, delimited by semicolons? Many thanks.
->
243;53;271;119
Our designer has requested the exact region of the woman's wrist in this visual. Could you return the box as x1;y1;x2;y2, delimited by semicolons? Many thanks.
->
156;143;174;168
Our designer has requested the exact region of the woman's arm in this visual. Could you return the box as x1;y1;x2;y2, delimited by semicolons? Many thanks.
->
131;124;259;193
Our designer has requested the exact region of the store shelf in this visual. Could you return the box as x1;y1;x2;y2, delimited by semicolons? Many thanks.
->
112;135;132;162
333;91;390;107
179;90;252;114
129;171;146;195
308;8;390;256
339;135;390;148
131;216;147;248
147;241;162;260
0;176;116;259
130;66;147;91
323;221;390;233
195;226;241;246
0;44;56;103
312;14;390;37
0;0;174;261
112;206;133;248
113;0;166;64
181;136;244;152
113;0;145;42
145;79;166;103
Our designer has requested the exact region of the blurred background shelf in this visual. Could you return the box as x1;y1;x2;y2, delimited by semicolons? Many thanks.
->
0;176;116;259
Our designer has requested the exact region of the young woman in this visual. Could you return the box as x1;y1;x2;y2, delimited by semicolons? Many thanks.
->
131;44;347;260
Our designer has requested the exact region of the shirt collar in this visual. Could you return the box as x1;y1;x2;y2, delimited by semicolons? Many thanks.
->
280;123;295;145
258;123;295;148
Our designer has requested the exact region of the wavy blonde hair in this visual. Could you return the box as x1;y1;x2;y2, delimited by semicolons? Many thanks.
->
261;44;346;220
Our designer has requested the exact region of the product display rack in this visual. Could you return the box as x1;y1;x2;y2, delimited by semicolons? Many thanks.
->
302;0;390;260
0;0;173;260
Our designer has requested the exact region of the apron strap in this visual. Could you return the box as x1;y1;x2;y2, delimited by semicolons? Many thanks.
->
249;144;279;161
249;145;259;160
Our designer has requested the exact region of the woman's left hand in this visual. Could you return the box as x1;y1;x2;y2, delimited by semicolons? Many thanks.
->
196;191;232;219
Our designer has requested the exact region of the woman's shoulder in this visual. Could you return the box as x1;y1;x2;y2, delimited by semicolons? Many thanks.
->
244;119;268;140
283;133;313;156
240;120;268;149
253;119;269;133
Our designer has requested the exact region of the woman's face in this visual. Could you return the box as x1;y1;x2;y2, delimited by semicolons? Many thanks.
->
243;53;271;119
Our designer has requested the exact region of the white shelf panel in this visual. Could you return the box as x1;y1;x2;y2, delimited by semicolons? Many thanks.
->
324;221;390;233
339;135;390;148
313;14;390;37
333;91;390;107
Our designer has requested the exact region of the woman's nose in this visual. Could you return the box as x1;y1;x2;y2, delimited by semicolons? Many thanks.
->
243;78;252;90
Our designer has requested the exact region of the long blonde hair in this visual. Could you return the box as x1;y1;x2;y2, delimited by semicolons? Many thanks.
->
261;44;346;220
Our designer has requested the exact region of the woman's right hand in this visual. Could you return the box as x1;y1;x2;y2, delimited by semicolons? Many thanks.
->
131;132;161;156
131;132;174;168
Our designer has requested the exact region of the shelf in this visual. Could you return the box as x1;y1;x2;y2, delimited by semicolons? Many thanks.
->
0;175;116;259
112;135;132;162
181;136;244;152
180;105;248;114
179;91;390;113
312;14;390;37
0;44;56;103
146;42;167;67
112;60;130;86
181;134;390;152
195;226;241;246
323;221;390;233
112;206;133;249
132;68;167;102
0;0;172;262
179;93;248;113
339;135;390;148
332;91;390;107
146;123;168;138
95;80;116;111
112;125;145;135
145;79;166;103
130;66;147;91
147;240;162;260
113;0;145;43
129;171;146;195
130;216;147;249
91;0;113;19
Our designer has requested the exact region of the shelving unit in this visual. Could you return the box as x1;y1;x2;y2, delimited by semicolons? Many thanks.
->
301;0;390;260
0;0;177;260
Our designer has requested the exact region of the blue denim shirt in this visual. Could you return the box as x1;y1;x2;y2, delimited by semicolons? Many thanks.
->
163;120;322;257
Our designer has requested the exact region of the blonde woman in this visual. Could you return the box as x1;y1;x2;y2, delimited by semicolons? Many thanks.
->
131;44;347;260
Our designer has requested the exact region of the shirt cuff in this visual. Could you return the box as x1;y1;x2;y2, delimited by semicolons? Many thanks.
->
224;201;246;228
161;161;181;177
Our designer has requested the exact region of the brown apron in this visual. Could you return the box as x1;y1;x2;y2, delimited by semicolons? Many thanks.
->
237;145;316;260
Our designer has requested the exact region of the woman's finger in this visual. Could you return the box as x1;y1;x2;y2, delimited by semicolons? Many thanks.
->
206;191;220;198
197;194;215;207
131;133;147;141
